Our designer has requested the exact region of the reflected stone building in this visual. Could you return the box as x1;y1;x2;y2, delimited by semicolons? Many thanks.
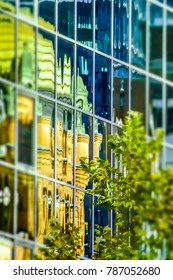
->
0;0;173;259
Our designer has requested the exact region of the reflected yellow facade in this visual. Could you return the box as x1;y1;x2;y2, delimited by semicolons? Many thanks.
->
0;10;102;258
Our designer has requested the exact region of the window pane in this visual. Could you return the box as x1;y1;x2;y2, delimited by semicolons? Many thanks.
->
18;21;35;90
95;0;111;54
57;38;74;105
38;30;55;98
0;82;15;163
17;96;34;165
16;246;32;260
0;13;15;82
58;0;74;39
166;11;173;82
37;178;54;243
0;1;15;13
114;0;129;62
38;0;55;30
19;0;34;18
0;167;14;233
166;147;173;168
17;173;34;240
56;104;74;184
77;46;93;113
95;54;111;120
37;98;54;178
131;0;146;67
113;63;129;122
94;119;111;161
166;85;173;145
77;0;93;47
0;237;14;260
149;4;163;77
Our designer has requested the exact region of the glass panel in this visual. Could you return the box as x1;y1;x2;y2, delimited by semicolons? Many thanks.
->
95;0;111;54
131;0;146;68
76;46;93;113
0;82;15;163
166;85;173;145
17;96;34;165
17;173;34;240
77;0;93;47
149;79;163;135
37;98;54;178
95;54;111;120
149;4;163;77
37;178;54;243
76;190;88;257
114;0;129;62
166;11;173;81
38;30;55;98
0;237;13;260
76;113;92;189
16;246;32;260
0;1;15;13
19;0;34;18
57;38;74;106
94;119;111;161
113;63;129;122
38;0;55;30
94;197;109;227
166;147;173;168
131;70;146;118
58;0;74;39
0;13;15;82
0;167;14;233
56;184;74;227
83;193;92;257
167;0;173;7
18;21;35;90
56;104;74;184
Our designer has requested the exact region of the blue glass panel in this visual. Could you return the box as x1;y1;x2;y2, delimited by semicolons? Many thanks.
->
149;4;163;77
77;46;93;112
114;0;129;62
95;0;111;54
77;0;93;47
84;193;92;258
131;0;146;68
131;70;146;118
58;0;74;39
95;54;111;120
113;63;129;122
38;0;55;30
166;11;173;81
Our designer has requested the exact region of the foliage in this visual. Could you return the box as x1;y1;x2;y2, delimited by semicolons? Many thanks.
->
81;111;173;260
36;219;82;260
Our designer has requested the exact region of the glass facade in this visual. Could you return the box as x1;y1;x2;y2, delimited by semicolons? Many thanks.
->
0;0;173;259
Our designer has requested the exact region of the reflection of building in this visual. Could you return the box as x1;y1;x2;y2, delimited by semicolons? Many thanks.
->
0;0;173;260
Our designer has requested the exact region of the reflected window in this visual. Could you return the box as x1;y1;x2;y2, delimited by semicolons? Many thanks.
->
18;96;34;165
77;0;93;47
18;22;35;90
58;0;74;39
38;30;55;98
83;193;92;257
95;54;111;120
57;38;74;105
38;0;55;30
56;104;74;184
76;112;92;189
131;70;146;118
149;4;163;77
113;63;129;122
0;83;15;163
17;173;34;240
166;147;173;168
149;79;162;135
0;14;15;82
0;167;14;233
95;119;110;161
0;1;15;13
95;0;111;54
37;178;54;243
37;98;54;177
77;47;93;113
114;0;129;62
131;0;145;67
19;0;34;17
